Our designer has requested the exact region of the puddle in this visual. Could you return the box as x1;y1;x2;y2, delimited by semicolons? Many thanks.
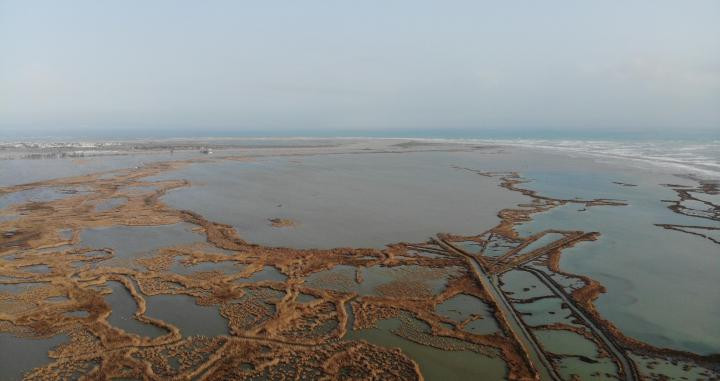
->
58;228;73;240
452;241;484;255
64;310;90;318
117;185;159;194
235;266;287;283
19;264;52;274
406;248;448;259
169;260;245;276
0;282;45;294
45;295;70;303
296;293;318;303
95;197;127;212
0;214;18;222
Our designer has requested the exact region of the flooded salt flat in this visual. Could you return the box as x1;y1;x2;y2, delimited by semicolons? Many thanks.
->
305;264;459;296
147;151;528;249
2;142;719;380
0;187;88;210
0;152;200;187
77;223;205;268
94;197;127;212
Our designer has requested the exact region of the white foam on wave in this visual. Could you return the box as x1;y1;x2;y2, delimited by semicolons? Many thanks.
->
474;139;720;179
364;136;720;179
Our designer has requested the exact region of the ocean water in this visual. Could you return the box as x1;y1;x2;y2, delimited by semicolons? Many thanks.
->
375;137;720;180
492;139;720;180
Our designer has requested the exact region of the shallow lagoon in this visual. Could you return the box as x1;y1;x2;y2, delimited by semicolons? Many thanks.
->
85;148;720;355
305;264;458;296
0;333;69;380
78;223;205;268
148;152;527;249
345;318;507;380
2;142;718;379
144;293;229;337
514;170;720;354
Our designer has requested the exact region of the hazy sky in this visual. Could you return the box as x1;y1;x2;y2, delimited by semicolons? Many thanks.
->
1;1;719;136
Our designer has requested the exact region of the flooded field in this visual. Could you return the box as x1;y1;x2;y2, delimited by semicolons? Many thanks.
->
0;139;718;380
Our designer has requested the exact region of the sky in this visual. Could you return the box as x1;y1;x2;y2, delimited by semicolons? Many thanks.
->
0;0;719;138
